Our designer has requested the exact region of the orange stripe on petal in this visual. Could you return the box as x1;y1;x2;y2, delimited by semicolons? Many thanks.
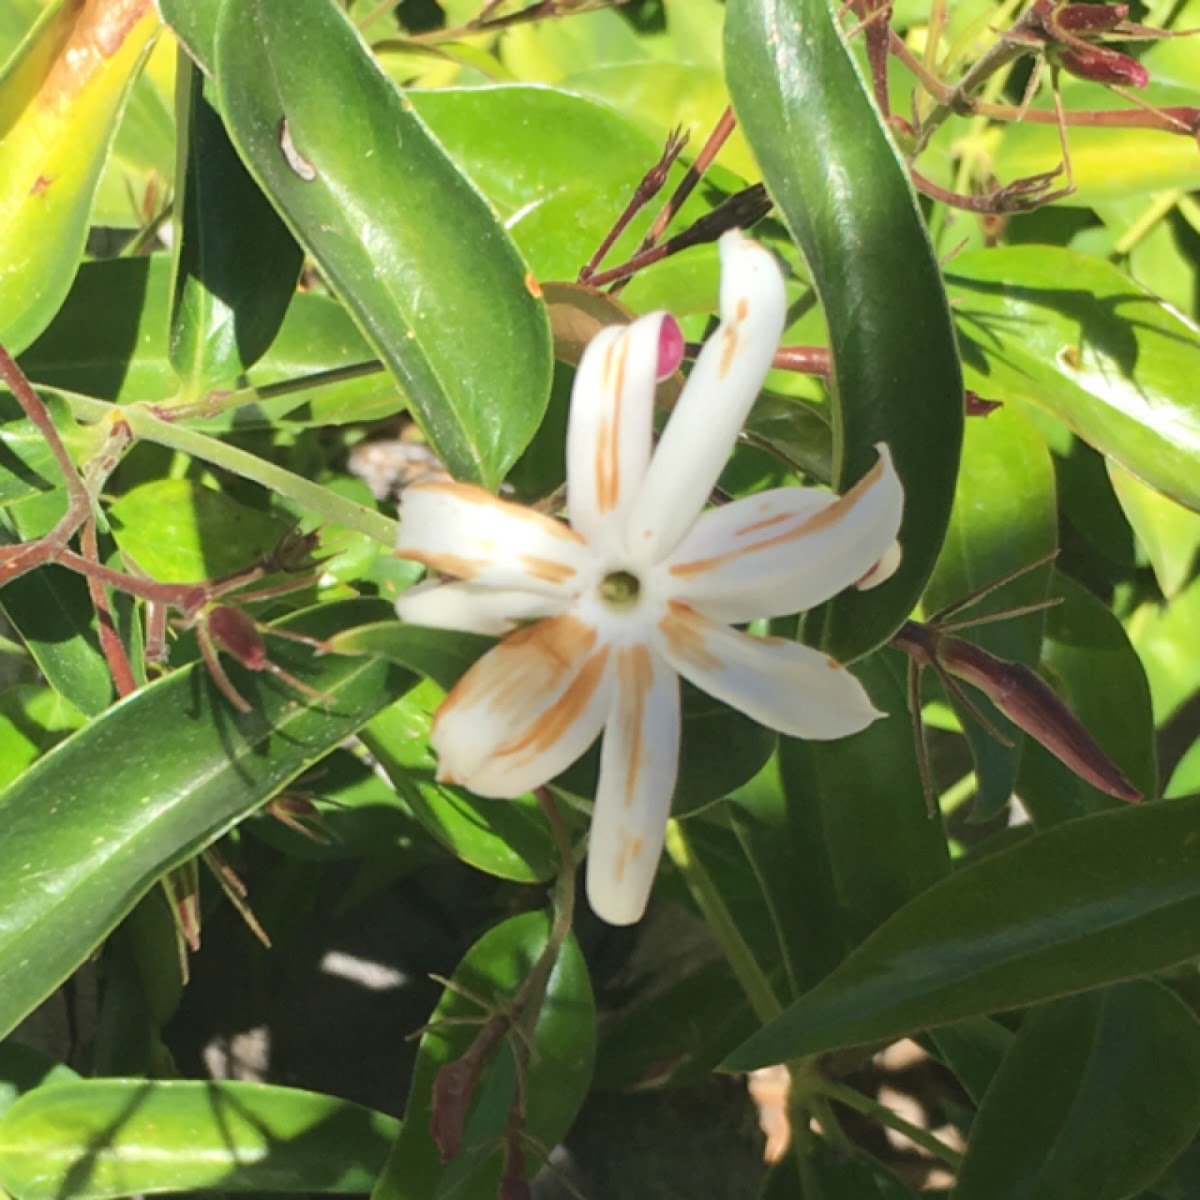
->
616;645;654;807
658;600;723;672
519;554;577;585
496;644;611;771
670;457;886;579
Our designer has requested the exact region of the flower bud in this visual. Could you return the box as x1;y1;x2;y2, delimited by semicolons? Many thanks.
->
1057;44;1149;87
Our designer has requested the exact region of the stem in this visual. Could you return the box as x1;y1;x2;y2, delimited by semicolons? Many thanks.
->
123;406;397;547
664;818;782;1024
159;360;386;422
818;1078;964;1168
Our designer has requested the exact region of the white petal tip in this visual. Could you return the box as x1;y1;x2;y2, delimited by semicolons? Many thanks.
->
585;871;651;927
856;539;903;590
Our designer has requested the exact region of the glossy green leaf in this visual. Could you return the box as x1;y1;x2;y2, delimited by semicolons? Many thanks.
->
0;684;85;791
169;55;303;394
1017;572;1156;826
947;247;1200;512
0;1044;77;1121
993;83;1200;208
0;0;160;352
926;1017;1014;1106
107;478;294;582
726;0;964;660
0;598;413;1040
0;392;72;507
1109;461;1200;598
0;1079;397;1198
157;0;221;80
363;679;558;884
0;558;113;716
18;255;397;427
211;0;552;487
955;982;1200;1200
775;650;951;968
411;86;727;293
337;619;558;881
1129;573;1200;727
373;911;595;1199
1;502;116;717
922;404;1057;820
724;793;1200;1070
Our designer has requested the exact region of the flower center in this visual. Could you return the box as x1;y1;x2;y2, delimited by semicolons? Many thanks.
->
599;569;642;611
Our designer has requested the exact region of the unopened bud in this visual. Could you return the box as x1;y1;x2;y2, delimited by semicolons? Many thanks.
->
657;315;685;379
430;1056;482;1163
1053;2;1128;34
1057;44;1149;87
207;606;268;670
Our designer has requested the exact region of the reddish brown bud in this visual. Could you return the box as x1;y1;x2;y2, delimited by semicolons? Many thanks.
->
430;1056;482;1163
1057;44;1149;87
1053;2;1128;34
939;636;1141;802
207;606;268;670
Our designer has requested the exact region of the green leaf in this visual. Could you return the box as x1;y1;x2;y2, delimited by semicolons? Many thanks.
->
373;912;595;1199
0;0;160;352
1109;462;1200;599
0;1044;77;1121
19;255;398;427
726;0;964;660
107;478;295;582
0;392;71;506
723;793;1200;1070
0;1079;397;1198
923;404;1058;820
993;82;1200;208
363;679;559;885
761;1139;916;1198
1017;572;1156;826
0;503;117;717
947;247;1200;512
955;982;1200;1200
169;55;303;394
0;685;85;791
774;650;951;973
211;0;552;487
0;598;414;1040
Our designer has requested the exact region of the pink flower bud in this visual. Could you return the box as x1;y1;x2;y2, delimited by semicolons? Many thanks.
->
657;314;685;379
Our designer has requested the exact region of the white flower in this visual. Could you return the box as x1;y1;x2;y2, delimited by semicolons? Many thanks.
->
394;231;903;926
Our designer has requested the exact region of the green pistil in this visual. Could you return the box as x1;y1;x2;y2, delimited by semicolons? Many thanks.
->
599;569;641;610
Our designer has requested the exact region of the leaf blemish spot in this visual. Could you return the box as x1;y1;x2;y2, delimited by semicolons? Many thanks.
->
278;117;318;182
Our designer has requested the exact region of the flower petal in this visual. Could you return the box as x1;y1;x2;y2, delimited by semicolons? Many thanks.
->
396;578;564;636
586;645;681;926
656;602;882;739
431;614;613;797
626;230;787;563
566;313;673;558
395;481;593;596
662;445;904;624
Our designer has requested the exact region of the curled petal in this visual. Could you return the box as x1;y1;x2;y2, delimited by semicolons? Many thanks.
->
656;602;882;739
663;445;903;624
567;313;673;558
396;482;592;596
396;578;564;636
432;614;612;797
857;539;903;591
627;230;787;563
586;645;681;926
